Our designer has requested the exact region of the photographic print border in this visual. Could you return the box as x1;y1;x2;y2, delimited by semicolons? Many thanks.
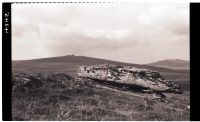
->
2;1;198;121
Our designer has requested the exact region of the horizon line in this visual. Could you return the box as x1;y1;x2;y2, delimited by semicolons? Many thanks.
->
12;54;190;64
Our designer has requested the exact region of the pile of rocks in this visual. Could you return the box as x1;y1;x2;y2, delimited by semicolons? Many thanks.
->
77;64;182;93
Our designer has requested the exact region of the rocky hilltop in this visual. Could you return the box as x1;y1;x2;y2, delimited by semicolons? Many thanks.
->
78;64;182;93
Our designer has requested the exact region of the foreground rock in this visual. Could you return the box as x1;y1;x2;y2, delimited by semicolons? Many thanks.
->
12;73;74;92
77;64;182;93
12;73;43;92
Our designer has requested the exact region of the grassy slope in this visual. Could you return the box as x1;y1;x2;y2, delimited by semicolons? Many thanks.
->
12;74;190;121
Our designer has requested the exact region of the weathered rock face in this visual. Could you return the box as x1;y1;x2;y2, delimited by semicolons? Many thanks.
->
77;64;182;93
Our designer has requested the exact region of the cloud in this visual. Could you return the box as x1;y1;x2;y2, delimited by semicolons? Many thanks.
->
138;4;189;36
12;3;189;64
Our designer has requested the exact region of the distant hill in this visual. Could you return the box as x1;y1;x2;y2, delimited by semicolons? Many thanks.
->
146;59;189;70
12;55;190;90
12;55;187;75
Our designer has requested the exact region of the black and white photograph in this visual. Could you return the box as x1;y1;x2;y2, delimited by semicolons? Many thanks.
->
3;1;191;121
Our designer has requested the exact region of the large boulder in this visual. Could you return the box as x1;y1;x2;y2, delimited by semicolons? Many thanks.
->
77;64;182;93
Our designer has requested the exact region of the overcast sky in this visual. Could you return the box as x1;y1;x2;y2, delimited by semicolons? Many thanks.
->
12;3;189;64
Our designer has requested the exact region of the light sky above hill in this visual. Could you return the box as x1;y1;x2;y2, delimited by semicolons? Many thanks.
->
12;3;189;64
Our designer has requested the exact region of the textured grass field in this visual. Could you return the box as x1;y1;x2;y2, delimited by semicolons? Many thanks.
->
12;56;190;120
12;73;190;121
